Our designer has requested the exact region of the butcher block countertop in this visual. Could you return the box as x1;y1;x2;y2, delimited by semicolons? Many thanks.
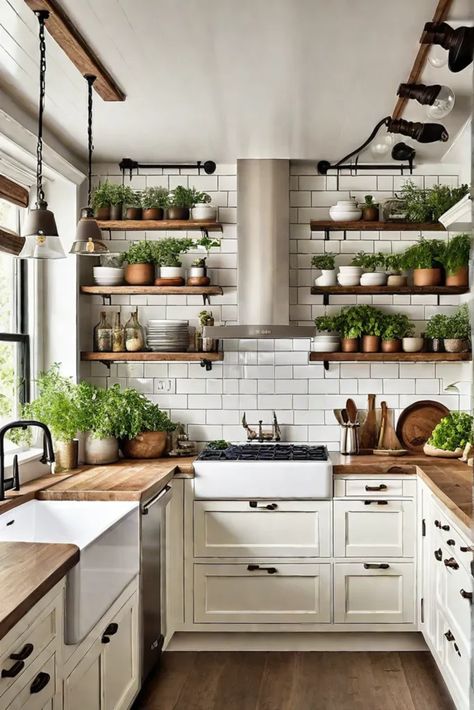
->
0;541;79;640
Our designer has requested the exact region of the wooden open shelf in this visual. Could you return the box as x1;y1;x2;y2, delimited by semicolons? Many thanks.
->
310;220;445;232
311;285;467;296
97;220;223;232
81;285;223;296
310;352;471;367
81;351;223;371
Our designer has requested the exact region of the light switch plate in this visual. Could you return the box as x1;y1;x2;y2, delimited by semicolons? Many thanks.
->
155;379;173;393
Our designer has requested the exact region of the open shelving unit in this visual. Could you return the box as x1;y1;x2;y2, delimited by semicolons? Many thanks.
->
97;220;223;233
80;285;223;306
309;351;471;370
310;220;446;241
81;351;223;371
310;285;468;306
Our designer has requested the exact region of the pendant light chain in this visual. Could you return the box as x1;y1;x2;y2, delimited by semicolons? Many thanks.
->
35;10;49;206
85;74;96;208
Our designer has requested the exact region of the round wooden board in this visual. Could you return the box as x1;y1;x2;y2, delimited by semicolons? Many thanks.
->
396;400;449;453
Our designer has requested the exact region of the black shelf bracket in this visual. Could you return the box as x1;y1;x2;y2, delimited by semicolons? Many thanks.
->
323;361;330;371
324;228;346;241
323;293;329;307
101;294;112;306
202;294;211;306
99;361;111;370
200;359;213;371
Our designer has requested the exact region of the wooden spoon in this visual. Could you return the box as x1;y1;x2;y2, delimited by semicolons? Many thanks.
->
346;399;358;425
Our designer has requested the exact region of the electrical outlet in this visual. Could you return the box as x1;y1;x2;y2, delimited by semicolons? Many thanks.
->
155;379;173;393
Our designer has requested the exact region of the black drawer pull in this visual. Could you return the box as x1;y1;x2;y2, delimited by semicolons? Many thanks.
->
460;589;472;601
30;672;50;694
447;539;455;547
247;564;277;574
1;660;24;678
444;558;459;570
434;520;441;528
10;643;34;661
441;524;450;531
365;484;387;492
363;563;390;570
434;548;442;561
453;643;462;657
364;500;388;505
249;501;278;510
101;622;119;644
444;630;455;642
460;546;473;553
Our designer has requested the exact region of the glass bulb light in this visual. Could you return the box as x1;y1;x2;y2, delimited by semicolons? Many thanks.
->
426;85;455;119
19;234;66;259
370;133;394;157
428;47;448;68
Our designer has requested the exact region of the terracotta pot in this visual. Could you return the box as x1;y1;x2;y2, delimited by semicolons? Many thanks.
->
187;276;211;286
429;338;444;353
362;335;380;353
361;206;379;221
124;263;155;285
125;207;142;220
386;274;408;287
110;204;123;220
94;206;110;220
166;206;189;220
142;207;164;221
413;268;442;287
54;439;78;473
84;434;119;465
381;338;402;353
445;266;469;287
444;338;470;353
341;337;359;353
121;430;168;459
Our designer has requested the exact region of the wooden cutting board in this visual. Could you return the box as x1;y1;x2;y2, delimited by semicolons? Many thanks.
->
396;400;449;453
360;394;378;450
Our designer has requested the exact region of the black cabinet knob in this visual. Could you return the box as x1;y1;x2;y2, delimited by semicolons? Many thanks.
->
101;622;119;644
1;660;24;678
30;672;50;694
444;558;459;570
460;589;472;602
434;548;442;561
10;643;34;661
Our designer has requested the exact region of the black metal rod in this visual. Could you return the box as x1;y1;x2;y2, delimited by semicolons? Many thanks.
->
119;158;216;176
321;163;414;172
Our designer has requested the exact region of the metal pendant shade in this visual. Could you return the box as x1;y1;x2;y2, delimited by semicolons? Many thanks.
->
20;11;65;260
70;75;109;256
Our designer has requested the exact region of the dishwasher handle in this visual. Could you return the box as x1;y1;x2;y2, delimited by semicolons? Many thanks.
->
142;485;172;515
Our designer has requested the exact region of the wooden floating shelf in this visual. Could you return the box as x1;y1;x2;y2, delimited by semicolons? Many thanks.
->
310;220;446;232
310;352;471;364
311;285;467;296
97;220;223;232
80;285;223;296
81;352;223;362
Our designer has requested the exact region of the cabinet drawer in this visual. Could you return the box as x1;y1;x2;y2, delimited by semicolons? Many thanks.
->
335;479;416;498
5;651;56;710
437;545;472;648
334;500;415;558
431;504;472;574
439;613;470;710
0;602;58;699
334;562;415;624
194;501;331;558
194;563;331;624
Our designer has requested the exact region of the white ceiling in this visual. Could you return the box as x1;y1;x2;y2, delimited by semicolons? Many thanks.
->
0;0;472;164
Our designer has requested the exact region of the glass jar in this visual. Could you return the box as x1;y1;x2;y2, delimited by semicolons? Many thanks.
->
94;311;112;352
382;197;407;222
112;312;125;352
124;310;145;352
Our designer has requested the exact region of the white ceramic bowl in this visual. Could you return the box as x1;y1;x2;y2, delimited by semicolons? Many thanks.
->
337;274;360;286
312;342;341;353
402;337;424;353
360;272;388;286
338;266;363;274
93;267;123;276
329;200;362;222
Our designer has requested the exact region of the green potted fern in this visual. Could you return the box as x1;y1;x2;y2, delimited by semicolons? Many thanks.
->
92;181;114;220
140;186;169;220
438;233;471;287
401;239;446;287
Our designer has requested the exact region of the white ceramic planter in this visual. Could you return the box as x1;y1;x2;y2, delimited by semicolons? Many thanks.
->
160;266;185;279
315;269;337;286
402;337;424;353
189;266;206;278
84;433;119;465
191;205;217;221
329;199;362;222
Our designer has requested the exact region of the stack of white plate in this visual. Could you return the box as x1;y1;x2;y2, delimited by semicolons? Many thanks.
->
93;266;124;286
312;334;341;353
146;320;189;352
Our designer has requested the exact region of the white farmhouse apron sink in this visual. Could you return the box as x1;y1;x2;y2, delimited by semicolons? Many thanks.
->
0;499;140;644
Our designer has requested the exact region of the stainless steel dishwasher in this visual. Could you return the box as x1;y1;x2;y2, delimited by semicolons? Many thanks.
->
140;484;172;681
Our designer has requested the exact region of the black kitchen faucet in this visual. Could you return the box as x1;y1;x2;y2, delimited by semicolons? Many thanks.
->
0;420;55;501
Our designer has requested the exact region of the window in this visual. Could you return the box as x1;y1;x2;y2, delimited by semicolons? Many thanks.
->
0;198;30;437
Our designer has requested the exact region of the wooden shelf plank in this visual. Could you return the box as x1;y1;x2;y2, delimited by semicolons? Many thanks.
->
309;352;471;363
81;352;223;362
310;220;446;232
97;220;223;232
311;285;468;296
80;285;223;296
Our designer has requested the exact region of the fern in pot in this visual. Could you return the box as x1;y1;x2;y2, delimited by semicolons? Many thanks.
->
190;189;216;221
401;238;446;287
123;240;156;285
140;186;169;221
114;388;176;459
312;253;337;286
438;233;471;287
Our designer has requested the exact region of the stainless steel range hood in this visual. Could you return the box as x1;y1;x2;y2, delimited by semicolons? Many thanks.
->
203;159;315;339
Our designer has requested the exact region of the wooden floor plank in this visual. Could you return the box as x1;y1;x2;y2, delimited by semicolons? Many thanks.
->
134;652;197;709
255;652;297;710
213;651;266;710
400;651;456;710
368;652;416;710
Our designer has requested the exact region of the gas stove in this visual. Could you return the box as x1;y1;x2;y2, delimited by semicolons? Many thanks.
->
194;443;332;499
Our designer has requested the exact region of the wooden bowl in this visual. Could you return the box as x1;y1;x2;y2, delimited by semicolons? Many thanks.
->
187;276;211;286
154;277;185;287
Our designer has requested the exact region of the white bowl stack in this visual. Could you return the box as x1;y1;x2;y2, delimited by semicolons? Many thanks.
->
337;265;362;286
312;334;341;353
360;272;388;286
146;320;190;352
93;267;124;286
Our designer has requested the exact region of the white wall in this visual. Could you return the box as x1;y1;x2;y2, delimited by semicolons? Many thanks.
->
81;161;470;450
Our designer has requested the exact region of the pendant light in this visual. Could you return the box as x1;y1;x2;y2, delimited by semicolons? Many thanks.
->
70;74;109;256
397;83;455;120
20;11;65;260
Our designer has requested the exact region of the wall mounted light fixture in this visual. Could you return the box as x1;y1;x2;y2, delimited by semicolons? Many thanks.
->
422;22;474;73
20;11;65;260
397;82;455;119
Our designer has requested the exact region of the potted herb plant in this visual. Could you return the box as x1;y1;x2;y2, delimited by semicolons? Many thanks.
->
400;181;469;223
92;181;113;220
384;253;407;287
123;240;156;285
424;412;473;458
154;237;195;282
380;313;414;353
190;189;216;221
438;233;471;287
124;188;143;220
360;195;379;221
198;309;218;353
115;388;176;458
352;252;387;286
188;235;221;285
357;304;383;353
333;307;365;352
76;382;123;465
443;304;471;353
167;186;195;220
425;313;448;352
312;253;337;286
109;183;125;221
401;238;446;287
140;186;169;221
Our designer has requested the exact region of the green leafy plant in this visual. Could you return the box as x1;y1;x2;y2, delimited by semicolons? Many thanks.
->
444;304;471;340
360;195;378;207
140;187;169;210
169;186;196;209
425;313;449;340
190;188;212;205
314;314;338;333
384;253;404;273
192;257;206;267
438;233;471;275
91;181;114;209
429;183;470;221
107;387;176;440
121;186;141;207
427;412;473;452
75;383;126;440
154;237;195;267
193;234;221;261
198;310;214;326
123;240;156;265
401;239;446;270
208;440;230;450
355;304;384;336
332;305;384;338
380;313;415;341
311;253;336;270
108;183;126;206
351;251;385;271
399;181;469;223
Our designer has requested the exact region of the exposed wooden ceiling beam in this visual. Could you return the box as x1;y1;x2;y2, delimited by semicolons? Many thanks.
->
0;175;29;208
0;228;24;256
24;0;125;102
392;0;454;120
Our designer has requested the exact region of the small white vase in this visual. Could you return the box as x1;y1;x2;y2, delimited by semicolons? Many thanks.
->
329;199;362;222
84;433;119;465
402;337;424;353
191;205;217;221
189;266;206;278
160;266;185;279
315;269;337;286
